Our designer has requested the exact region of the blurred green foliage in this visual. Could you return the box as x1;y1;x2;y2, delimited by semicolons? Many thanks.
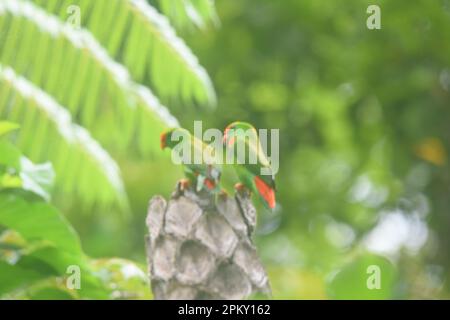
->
153;0;450;298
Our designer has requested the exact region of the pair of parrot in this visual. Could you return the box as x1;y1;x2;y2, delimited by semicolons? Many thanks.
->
160;122;276;210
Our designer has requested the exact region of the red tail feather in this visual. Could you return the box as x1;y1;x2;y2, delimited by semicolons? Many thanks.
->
254;176;276;209
204;178;215;190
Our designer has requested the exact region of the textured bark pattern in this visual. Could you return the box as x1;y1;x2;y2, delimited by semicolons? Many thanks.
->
146;182;271;300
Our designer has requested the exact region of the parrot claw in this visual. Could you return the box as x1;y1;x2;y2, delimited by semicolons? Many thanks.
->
178;179;191;192
234;183;252;198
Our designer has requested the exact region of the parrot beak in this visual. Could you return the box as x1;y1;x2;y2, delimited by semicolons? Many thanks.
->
160;133;167;149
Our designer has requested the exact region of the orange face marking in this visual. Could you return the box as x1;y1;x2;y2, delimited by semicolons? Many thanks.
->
160;133;167;149
254;176;276;209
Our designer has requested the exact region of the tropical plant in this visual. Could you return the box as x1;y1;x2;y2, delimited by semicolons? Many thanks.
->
0;122;150;299
0;0;216;209
0;0;217;299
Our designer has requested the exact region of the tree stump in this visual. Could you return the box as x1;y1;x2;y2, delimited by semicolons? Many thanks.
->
145;181;271;300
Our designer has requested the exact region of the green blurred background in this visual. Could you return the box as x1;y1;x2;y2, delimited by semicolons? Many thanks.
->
82;0;450;298
2;0;450;299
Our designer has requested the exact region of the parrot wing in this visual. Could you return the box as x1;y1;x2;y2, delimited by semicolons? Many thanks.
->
169;129;221;192
233;135;276;209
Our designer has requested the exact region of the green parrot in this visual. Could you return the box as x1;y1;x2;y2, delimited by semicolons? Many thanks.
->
160;128;221;193
223;121;277;210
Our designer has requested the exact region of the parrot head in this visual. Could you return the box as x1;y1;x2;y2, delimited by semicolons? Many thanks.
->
160;132;168;149
223;121;258;147
160;128;189;150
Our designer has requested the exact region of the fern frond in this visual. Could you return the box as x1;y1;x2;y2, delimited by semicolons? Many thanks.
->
0;0;178;156
0;65;127;209
158;0;219;31
30;0;217;107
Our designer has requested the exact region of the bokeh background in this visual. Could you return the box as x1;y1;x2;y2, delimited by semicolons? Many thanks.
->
1;0;450;299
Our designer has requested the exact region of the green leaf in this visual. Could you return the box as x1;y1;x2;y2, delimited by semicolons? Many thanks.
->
0;192;110;299
0;260;43;295
0;1;179;149
0;141;21;169
0;65;128;208
327;254;397;300
30;0;216;107
0;192;83;256
29;287;75;300
0;140;54;200
0;121;19;137
19;157;54;201
22;247;109;299
159;0;219;31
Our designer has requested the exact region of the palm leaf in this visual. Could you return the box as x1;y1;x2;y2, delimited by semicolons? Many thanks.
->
30;0;217;107
158;0;219;31
0;65;127;209
0;0;178;156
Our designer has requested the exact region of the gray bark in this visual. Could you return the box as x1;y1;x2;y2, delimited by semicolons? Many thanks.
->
145;181;271;300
